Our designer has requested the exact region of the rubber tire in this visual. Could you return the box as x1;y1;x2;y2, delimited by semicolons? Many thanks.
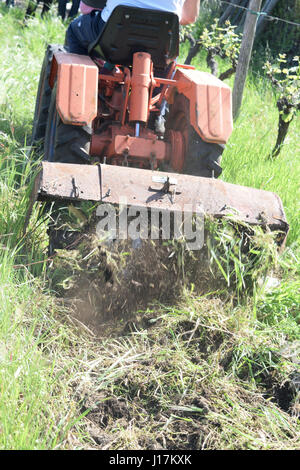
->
187;131;224;178
44;83;91;164
31;44;66;146
167;94;224;178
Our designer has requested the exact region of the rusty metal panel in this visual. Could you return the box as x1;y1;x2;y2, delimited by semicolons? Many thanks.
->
114;135;168;160
35;162;288;236
171;68;233;144
54;52;98;125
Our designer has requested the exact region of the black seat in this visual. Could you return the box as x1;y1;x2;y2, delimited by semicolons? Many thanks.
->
88;5;179;69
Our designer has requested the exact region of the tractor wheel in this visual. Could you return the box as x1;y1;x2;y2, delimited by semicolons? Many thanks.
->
43;83;92;254
166;93;224;178
31;44;66;146
44;83;91;164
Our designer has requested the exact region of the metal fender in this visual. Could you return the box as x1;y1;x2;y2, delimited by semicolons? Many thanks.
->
168;68;233;144
49;52;98;126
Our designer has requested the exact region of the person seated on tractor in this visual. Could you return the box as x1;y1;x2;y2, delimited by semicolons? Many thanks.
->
66;0;200;56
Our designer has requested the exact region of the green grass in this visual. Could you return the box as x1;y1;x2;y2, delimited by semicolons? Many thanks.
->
0;7;65;141
222;79;300;246
0;253;91;449
0;6;299;450
0;6;91;449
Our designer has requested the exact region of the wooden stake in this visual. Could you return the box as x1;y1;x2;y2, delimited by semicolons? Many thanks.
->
232;0;262;119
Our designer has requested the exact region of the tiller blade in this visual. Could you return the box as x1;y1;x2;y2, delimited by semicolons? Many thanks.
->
29;162;289;246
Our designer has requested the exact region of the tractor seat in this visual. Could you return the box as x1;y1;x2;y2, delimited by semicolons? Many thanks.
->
88;5;179;69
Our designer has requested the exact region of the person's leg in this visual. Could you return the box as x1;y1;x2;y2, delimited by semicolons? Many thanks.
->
41;0;53;16
25;0;38;17
66;11;105;55
68;0;80;19
58;0;68;20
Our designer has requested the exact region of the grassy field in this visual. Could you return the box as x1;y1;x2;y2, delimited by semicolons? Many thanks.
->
0;5;299;450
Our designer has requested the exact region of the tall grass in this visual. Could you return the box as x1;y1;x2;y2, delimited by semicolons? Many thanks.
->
0;7;90;449
0;7;65;141
0;252;92;449
222;77;300;246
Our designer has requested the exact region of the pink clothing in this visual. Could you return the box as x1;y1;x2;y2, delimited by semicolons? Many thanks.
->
79;1;102;14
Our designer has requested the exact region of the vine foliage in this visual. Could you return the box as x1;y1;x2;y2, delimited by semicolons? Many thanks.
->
182;19;242;81
264;54;300;158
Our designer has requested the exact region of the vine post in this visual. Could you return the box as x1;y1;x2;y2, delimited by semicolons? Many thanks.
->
232;0;262;119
